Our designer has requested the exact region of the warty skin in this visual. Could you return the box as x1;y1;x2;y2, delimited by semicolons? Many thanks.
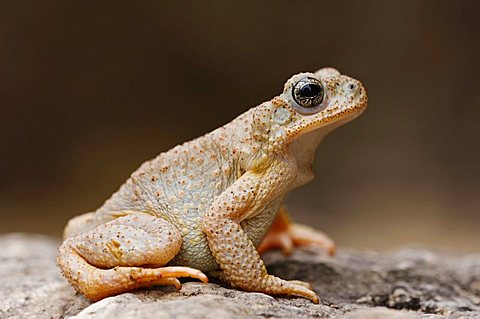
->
57;67;367;303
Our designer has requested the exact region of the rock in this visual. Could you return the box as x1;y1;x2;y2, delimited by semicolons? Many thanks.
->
342;308;419;319
0;233;478;319
0;234;90;319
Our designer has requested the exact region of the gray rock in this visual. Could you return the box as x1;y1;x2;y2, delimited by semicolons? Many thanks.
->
0;233;478;319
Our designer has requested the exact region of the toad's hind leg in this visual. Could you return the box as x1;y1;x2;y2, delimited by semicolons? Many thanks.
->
257;206;336;256
57;213;208;301
63;212;98;239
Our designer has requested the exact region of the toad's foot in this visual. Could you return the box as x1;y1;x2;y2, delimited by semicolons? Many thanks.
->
288;279;312;289
257;208;336;256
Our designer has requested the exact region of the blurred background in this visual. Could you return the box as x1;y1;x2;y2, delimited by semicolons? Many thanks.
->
1;1;479;252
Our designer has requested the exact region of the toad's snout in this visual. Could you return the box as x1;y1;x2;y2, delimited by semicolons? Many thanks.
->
323;75;367;109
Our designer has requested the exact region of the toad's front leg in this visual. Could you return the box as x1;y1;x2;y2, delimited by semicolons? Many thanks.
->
202;167;319;303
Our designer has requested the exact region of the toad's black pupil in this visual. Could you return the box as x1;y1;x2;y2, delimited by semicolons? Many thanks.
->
300;83;321;98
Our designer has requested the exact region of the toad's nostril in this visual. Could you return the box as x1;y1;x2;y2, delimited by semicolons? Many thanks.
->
347;83;357;91
345;81;361;96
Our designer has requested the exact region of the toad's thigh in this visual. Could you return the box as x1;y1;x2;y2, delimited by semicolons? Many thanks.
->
74;213;182;268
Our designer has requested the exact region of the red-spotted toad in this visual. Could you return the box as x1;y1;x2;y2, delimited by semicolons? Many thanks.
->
57;67;368;303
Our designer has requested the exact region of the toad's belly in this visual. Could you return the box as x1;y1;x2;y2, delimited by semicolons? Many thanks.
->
168;227;219;272
167;200;281;272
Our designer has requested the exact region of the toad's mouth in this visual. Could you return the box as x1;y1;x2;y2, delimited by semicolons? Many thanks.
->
289;99;367;142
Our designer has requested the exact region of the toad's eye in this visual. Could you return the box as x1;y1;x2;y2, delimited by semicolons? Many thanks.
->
292;77;325;114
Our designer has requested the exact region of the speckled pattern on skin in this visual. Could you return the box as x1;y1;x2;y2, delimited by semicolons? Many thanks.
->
57;67;368;303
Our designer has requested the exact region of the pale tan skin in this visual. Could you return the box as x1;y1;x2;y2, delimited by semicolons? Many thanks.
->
57;67;367;303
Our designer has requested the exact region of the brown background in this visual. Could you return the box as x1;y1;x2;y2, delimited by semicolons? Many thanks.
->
1;1;479;252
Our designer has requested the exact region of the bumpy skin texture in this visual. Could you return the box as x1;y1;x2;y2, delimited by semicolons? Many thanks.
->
57;67;367;303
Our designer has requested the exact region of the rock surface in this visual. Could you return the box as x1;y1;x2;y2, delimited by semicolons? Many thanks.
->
0;233;479;319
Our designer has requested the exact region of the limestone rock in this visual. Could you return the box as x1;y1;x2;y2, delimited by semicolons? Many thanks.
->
0;233;478;318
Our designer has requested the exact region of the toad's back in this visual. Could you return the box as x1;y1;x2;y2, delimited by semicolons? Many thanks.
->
93;111;256;271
